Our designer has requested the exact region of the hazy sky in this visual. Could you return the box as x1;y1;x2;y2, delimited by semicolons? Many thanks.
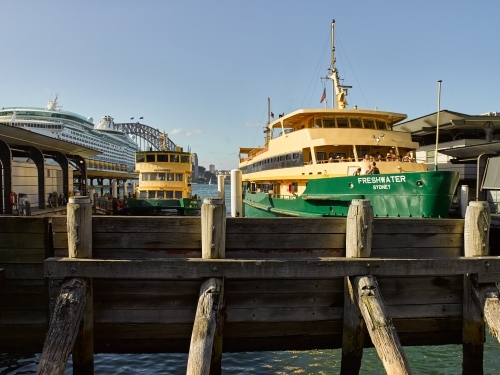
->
1;1;499;170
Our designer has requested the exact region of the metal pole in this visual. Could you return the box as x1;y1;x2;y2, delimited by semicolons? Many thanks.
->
331;19;335;109
434;80;442;171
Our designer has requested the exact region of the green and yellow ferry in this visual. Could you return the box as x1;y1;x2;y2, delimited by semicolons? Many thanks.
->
120;139;201;216
238;21;459;218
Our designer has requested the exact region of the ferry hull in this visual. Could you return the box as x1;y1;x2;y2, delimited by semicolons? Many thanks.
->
119;198;201;216
242;171;460;218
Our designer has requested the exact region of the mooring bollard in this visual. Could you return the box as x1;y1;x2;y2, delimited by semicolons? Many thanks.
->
341;199;412;375
230;169;242;217
37;196;94;375
187;198;226;375
463;200;490;374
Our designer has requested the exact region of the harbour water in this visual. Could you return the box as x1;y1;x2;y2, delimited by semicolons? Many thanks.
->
2;184;500;374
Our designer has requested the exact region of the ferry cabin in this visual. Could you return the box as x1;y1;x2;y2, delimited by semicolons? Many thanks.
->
135;148;194;199
239;109;428;197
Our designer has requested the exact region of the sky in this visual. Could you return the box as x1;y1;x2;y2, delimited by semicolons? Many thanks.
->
1;0;500;171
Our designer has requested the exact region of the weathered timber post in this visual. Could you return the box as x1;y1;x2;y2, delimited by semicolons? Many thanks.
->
463;200;490;375
341;199;371;375
37;196;94;375
342;199;412;375
187;198;226;375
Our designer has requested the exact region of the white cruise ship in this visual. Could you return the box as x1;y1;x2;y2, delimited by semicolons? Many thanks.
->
0;96;138;172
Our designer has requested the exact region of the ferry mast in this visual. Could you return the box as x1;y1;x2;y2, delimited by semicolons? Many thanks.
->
327;19;351;109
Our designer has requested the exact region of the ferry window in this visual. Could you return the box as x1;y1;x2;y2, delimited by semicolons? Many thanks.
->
148;191;156;199
158;173;166;181
167;173;174;181
308;119;313;128
175;191;182;199
166;191;174;198
176;174;183;181
363;119;375;129
157;154;168;162
170;154;179;162
136;154;145;163
350;118;362;128
157;191;165;198
181;155;190;163
337;118;349;128
146;154;155;162
323;118;335;128
139;191;147;199
141;173;148;181
314;119;322;128
291;182;298;193
286;154;291;160
316;152;326;162
376;120;387;130
150;173;157;181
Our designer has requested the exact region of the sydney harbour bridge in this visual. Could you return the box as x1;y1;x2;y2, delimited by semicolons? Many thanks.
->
112;121;177;151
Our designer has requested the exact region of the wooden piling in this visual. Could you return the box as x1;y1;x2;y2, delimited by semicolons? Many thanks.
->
187;198;226;375
37;196;93;375
343;200;412;375
341;200;371;375
463;201;490;375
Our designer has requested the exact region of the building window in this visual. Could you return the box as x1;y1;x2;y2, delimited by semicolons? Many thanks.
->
176;174;183;181
426;150;435;163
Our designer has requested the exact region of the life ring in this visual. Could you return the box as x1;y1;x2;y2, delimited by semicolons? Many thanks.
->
9;192;16;205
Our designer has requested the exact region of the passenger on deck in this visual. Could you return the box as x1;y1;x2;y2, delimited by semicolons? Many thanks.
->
353;167;362;176
372;162;380;174
328;157;334;163
363;154;370;161
403;152;411;162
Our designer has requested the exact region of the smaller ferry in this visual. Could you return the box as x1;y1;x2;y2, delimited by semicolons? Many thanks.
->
238;21;459;218
119;134;201;216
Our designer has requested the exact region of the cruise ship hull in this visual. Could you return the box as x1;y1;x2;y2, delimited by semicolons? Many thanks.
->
242;171;460;218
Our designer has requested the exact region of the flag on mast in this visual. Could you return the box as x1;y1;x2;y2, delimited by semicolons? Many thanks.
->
320;88;326;103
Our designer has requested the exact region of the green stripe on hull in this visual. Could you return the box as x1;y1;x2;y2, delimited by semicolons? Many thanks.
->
243;171;460;218
120;198;202;216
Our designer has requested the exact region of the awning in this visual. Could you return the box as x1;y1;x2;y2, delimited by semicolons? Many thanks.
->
437;141;500;159
0;123;99;157
395;110;500;136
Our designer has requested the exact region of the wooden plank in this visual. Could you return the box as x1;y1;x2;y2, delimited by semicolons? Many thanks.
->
51;217;463;235
373;218;464;234
0;310;48;324
226;233;346;249
373;233;463;248
0;234;45;249
225;279;344;293
93;279;202;295
0;217;46;234
227;217;347;234
0;248;46;263
377;276;463;292
1;263;44;279
0;293;47;309
225;292;343;308
44;257;500;279
223;306;344;322
372;247;462;258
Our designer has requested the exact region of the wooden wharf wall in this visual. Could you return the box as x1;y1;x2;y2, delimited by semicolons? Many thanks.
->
0;217;50;352
41;215;467;354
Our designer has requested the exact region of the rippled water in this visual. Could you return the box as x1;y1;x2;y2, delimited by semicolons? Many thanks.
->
3;185;500;374
2;336;500;375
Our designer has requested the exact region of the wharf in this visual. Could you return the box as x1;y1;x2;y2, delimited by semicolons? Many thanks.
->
1;198;500;374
